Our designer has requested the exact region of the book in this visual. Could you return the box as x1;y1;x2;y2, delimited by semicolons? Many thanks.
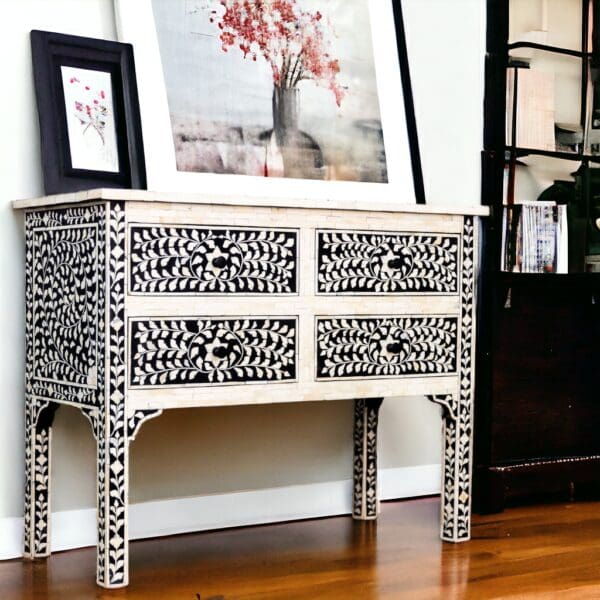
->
501;201;568;273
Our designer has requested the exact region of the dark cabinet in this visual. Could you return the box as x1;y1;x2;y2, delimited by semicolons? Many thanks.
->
476;0;600;512
477;274;600;512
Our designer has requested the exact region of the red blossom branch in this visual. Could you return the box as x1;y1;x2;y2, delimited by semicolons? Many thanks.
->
69;78;109;144
210;0;344;106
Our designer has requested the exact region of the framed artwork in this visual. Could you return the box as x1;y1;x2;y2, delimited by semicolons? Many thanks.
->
114;0;423;204
30;30;146;194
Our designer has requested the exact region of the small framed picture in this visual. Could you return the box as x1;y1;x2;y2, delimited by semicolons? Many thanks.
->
30;30;146;194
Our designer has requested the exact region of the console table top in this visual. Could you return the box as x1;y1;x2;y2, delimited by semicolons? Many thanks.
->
12;188;489;216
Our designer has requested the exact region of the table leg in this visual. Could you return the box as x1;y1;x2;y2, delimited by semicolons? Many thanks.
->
23;401;58;559
432;214;475;541
429;394;472;542
96;425;129;588
95;199;130;588
352;397;383;520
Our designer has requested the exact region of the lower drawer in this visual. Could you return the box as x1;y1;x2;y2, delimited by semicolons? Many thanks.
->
129;316;297;387
315;315;458;380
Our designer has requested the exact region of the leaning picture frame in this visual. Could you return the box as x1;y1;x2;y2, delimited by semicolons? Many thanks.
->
114;0;423;204
31;30;146;194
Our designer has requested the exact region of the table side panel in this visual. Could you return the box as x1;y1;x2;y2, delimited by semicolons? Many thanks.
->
25;203;107;409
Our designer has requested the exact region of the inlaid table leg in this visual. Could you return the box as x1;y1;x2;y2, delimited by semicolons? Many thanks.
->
352;397;384;520
96;199;130;588
430;214;475;542
428;394;472;542
23;401;58;559
96;422;129;588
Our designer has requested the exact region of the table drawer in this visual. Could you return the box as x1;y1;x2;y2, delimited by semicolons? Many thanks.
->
129;224;298;295
316;229;459;294
129;317;297;387
315;315;458;380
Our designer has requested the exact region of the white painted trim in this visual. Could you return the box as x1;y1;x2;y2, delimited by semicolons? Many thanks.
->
380;464;442;499
0;464;440;560
0;517;23;561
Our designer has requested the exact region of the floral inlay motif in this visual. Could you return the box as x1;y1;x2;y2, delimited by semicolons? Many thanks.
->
317;230;459;294
316;316;458;379
129;225;297;294
131;317;297;386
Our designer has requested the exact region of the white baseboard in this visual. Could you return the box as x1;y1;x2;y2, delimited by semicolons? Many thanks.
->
0;463;440;560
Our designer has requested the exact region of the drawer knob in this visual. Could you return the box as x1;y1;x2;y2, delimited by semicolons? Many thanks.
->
387;257;404;270
386;342;403;354
211;345;229;359
212;256;228;269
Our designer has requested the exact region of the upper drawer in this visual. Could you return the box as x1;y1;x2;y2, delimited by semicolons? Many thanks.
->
129;224;298;295
316;229;460;295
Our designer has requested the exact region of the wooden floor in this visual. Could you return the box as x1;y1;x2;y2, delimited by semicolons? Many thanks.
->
3;497;600;599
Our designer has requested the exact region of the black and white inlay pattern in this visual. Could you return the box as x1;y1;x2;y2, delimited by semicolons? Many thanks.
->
129;225;298;294
316;316;458;379
452;216;475;541
23;401;53;558
426;216;476;543
127;409;163;441
317;230;459;294
97;201;128;588
29;206;105;406
24;205;106;564
352;398;383;520
130;317;297;386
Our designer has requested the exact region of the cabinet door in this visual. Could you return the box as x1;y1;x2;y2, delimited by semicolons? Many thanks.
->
491;276;600;464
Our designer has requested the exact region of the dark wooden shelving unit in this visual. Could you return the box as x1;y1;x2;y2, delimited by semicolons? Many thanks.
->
475;0;600;513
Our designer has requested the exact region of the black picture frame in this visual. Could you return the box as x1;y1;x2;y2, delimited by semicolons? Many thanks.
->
30;30;146;195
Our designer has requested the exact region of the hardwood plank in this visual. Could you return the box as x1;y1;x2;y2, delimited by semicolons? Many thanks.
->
2;497;600;598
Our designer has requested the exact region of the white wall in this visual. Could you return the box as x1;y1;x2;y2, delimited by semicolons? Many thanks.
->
0;0;485;556
0;0;119;520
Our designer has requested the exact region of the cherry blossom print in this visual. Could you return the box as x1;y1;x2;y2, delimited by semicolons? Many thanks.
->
60;66;119;172
211;0;344;106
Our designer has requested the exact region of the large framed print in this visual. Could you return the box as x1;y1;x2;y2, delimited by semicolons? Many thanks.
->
115;0;423;204
30;30;146;195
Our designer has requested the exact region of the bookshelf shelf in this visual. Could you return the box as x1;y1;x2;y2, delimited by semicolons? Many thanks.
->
507;41;586;58
476;0;600;513
506;146;600;162
498;270;600;285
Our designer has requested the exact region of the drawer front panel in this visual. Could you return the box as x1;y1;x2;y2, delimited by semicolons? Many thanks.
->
316;316;458;380
316;230;459;294
129;225;298;294
130;317;297;387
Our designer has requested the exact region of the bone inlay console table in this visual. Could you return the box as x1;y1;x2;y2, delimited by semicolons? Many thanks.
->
14;190;486;588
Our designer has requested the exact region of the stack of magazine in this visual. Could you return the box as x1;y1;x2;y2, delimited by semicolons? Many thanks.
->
501;201;568;273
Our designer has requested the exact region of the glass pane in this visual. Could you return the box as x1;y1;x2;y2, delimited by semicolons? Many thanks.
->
507;49;582;153
509;0;582;52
